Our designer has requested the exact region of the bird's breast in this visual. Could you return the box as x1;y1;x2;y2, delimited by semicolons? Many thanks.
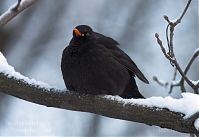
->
61;45;130;95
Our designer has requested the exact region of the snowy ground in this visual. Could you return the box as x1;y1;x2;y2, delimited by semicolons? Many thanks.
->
0;51;199;130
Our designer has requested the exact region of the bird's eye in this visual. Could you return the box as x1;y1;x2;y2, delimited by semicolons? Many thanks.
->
81;33;85;37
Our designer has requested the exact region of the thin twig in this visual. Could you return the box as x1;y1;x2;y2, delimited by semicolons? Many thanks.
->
165;0;192;57
12;0;22;11
180;49;199;92
169;67;178;94
181;49;199;81
155;34;175;63
164;0;192;66
155;34;196;91
153;76;169;87
169;23;175;58
174;0;192;26
155;0;198;93
155;49;198;94
166;24;170;54
165;23;175;66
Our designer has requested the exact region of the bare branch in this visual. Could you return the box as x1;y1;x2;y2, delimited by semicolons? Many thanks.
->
181;49;199;92
155;33;197;91
169;68;179;94
153;76;169;87
182;49;199;81
0;0;36;26
12;0;22;11
175;0;192;25
154;0;198;93
155;33;175;62
0;73;198;134
154;49;199;94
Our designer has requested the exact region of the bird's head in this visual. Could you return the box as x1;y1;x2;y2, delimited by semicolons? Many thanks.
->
73;25;93;40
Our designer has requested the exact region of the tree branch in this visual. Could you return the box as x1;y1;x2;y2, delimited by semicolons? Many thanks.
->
154;0;199;94
0;0;198;135
0;0;36;26
0;73;198;134
180;49;199;92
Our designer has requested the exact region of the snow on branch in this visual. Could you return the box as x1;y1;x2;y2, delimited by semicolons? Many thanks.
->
0;52;199;134
0;0;36;26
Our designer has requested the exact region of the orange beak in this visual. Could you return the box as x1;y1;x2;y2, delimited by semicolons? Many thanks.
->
73;28;82;37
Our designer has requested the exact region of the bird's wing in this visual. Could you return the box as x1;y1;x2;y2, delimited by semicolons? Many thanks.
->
94;32;149;84
115;55;149;84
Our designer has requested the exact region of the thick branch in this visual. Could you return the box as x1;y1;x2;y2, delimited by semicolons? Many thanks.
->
0;0;36;26
0;73;198;134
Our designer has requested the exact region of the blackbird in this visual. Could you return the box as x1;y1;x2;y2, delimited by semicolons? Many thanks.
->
61;25;149;99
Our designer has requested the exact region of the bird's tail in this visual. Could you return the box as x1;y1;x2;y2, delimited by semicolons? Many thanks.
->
120;78;145;99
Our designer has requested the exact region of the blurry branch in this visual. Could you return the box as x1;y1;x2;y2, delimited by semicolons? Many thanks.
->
169;68;179;93
0;0;36;26
153;76;169;87
12;0;22;11
0;73;198;134
154;0;199;94
170;49;199;93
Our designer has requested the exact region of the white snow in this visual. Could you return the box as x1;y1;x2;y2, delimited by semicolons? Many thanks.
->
106;93;199;130
170;19;178;23
194;118;199;131
191;80;199;86
194;48;199;54
0;52;52;89
1;51;199;130
105;93;199;119
171;79;181;86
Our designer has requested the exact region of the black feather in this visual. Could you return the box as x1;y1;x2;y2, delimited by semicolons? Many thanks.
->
61;25;149;99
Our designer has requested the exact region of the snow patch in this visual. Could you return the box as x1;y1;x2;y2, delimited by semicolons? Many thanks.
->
106;93;199;130
171;79;180;86
0;52;52;89
194;118;199;131
194;48;199;54
105;93;199;118
191;80;199;86
1;51;199;129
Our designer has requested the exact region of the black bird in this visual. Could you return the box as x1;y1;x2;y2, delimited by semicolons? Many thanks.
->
61;25;149;99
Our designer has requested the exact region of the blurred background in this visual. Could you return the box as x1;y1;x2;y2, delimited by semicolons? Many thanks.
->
0;0;198;136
